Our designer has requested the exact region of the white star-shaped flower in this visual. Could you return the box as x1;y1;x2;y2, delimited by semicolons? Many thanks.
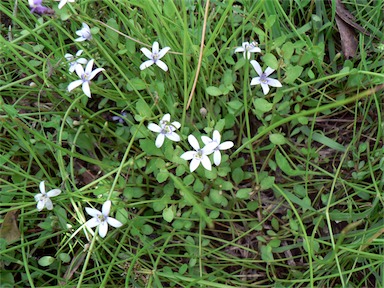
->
234;41;261;59
75;23;92;42
148;114;181;148
140;41;170;71
65;50;87;74
67;59;104;98
180;135;217;172
250;60;282;95
201;130;234;166
34;181;61;211
56;0;75;9
85;200;123;238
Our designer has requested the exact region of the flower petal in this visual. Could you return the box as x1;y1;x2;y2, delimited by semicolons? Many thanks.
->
75;36;86;42
249;47;261;53
85;207;100;218
36;200;45;211
200;155;212;171
180;151;195;160
65;53;73;61
85;59;94;74
267;78;282;88
47;189;61;197
45;198;53;210
155;133;165;148
212;130;221;143
148;123;163;133
201;136;212;145
234;47;245;53
39;181;46;194
265;67;275;77
58;0;66;9
107;217;123;228
86;218;99;228
189;158;200;172
260;83;270;95
250;60;263;76
171;121;181;129
82;81;91;98
165;132;180;142
89;68;104;80
68;80;83;92
140;47;153;59
148;123;162;133
213;150;222;166
98;221;108;238
162;113;171;122
155;60;168;72
218;141;234;150
140;60;154;70
158;47;171;59
250;77;261;86
152;41;159;54
34;193;43;202
102;200;111;216
188;135;200;151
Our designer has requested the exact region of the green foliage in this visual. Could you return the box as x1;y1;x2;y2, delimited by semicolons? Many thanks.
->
0;0;383;287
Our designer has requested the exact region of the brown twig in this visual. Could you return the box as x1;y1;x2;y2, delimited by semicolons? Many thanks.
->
186;0;210;110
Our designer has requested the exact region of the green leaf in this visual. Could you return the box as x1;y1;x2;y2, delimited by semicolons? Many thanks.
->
300;126;346;152
281;41;294;61
127;78;147;91
232;167;244;184
269;133;286;145
236;188;252;199
275;150;303;176
106;18;119;48
156;169;169;183
169;174;213;228
206;86;223;96
162;206;175;223
264;15;277;29
139;139;163;157
260;176;275;190
38;256;55;267
283;65;303;84
262;53;278;70
254;98;273;113
142;224;154;235
260;245;274;262
59;253;71;263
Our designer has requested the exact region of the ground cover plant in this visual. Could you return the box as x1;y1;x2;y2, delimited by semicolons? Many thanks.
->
0;0;384;287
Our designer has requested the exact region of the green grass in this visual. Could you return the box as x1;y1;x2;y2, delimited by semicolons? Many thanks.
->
1;0;384;287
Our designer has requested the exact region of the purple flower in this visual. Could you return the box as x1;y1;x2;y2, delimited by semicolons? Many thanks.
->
28;0;54;15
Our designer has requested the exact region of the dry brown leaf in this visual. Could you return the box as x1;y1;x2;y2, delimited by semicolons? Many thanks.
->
0;210;21;245
335;14;358;58
333;0;371;58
